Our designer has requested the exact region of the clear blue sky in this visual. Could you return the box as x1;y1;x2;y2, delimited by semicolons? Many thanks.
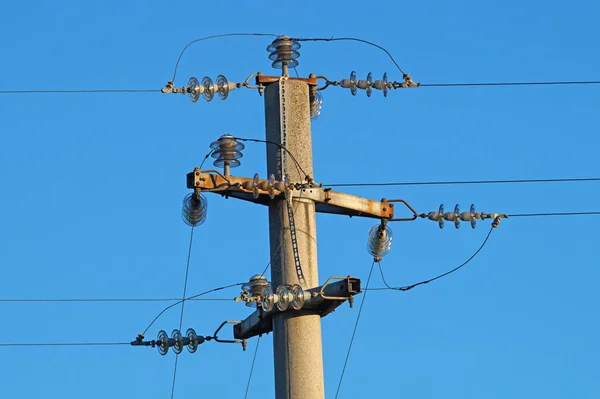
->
1;1;599;398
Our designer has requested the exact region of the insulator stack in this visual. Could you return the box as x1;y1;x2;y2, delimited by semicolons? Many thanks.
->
267;36;300;70
424;204;505;229
210;134;245;176
260;284;309;313
181;192;208;226
367;224;393;260
156;328;205;356
242;274;270;308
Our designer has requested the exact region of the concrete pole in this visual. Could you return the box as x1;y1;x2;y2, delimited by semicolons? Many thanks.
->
264;79;325;399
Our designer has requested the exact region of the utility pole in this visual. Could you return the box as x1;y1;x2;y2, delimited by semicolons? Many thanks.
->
151;34;440;399
265;77;324;397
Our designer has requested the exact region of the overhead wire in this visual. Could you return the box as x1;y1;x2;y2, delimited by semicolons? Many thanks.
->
420;81;600;87
0;342;129;347
322;177;600;188
232;137;311;182
170;226;196;399
0;297;233;303
293;36;406;75
509;211;600;217
244;336;262;399
171;33;279;83
334;260;376;399
141;282;243;336
372;226;494;292
0;89;159;94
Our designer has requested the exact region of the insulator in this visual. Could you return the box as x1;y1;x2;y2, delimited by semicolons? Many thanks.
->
340;71;358;96
201;76;216;102
459;204;477;229
210;135;245;168
242;274;270;308
367;224;393;259
290;284;309;310
267;174;276;199
252;173;260;199
310;91;323;120
157;330;169;356
427;204;445;229
261;286;278;312
276;285;292;311
267;36;301;69
172;329;184;355
373;72;388;97
443;204;461;229
181;192;208;227
356;73;373;97
216;75;236;100
187;76;205;103
186;328;202;353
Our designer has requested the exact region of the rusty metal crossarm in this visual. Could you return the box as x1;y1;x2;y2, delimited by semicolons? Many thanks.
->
233;277;361;340
186;169;398;220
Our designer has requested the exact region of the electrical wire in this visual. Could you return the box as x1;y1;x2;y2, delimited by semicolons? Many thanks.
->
293;36;406;75
0;89;158;94
0;342;129;347
334;260;375;399
141;282;243;336
169;226;195;399
373;226;494;292
0;297;233;303
232;137;311;182
171;33;279;83
244;336;261;399
420;81;600;87
322;177;600;188
509;211;600;217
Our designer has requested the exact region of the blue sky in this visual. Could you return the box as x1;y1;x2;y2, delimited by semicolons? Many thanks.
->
1;1;599;398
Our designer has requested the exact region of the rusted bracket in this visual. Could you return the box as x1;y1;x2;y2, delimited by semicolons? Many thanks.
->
255;75;318;86
233;277;361;340
187;169;398;220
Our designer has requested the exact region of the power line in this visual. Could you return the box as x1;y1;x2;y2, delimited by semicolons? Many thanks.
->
322;177;600;188
171;33;279;82
0;298;232;303
420;81;600;87
374;226;494;292
244;336;261;399
170;226;196;399
293;36;406;75
509;211;600;218
334;260;375;399
0;342;129;347
141;282;243;336
0;89;158;94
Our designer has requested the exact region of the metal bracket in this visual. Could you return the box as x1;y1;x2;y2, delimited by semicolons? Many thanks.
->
213;320;247;351
233;277;361;340
186;169;396;220
387;199;419;221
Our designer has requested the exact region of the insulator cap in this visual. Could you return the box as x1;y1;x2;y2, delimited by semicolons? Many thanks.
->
267;36;300;69
210;135;245;168
242;274;270;308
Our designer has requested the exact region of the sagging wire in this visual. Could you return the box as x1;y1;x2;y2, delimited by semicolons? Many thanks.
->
0;342;129;347
334;260;376;399
171;33;279;83
292;36;407;75
373;225;495;292
232;136;312;183
140;282;243;336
